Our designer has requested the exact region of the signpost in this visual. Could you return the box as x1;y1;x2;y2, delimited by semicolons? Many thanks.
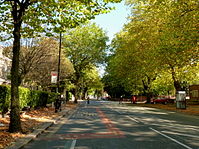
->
51;71;58;84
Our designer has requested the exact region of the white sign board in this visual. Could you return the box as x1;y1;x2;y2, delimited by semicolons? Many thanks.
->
51;71;57;84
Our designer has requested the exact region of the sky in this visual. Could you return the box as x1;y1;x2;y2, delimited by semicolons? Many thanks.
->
92;1;131;41
92;1;131;76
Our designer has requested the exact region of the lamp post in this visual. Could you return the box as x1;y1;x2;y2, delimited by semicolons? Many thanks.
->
55;32;62;113
55;6;64;112
57;32;62;92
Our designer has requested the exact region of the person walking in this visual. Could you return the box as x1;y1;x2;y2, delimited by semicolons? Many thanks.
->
87;97;90;104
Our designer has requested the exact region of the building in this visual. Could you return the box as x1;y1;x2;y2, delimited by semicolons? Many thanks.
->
189;85;199;103
0;46;11;85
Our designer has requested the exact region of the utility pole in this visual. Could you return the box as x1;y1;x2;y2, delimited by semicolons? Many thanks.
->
55;32;62;112
57;32;62;92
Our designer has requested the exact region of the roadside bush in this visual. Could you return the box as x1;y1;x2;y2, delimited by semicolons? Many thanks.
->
0;85;58;115
0;85;10;117
48;92;57;103
29;90;56;108
19;87;31;109
29;90;42;108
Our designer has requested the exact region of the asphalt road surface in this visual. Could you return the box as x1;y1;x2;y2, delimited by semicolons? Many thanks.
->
22;100;199;149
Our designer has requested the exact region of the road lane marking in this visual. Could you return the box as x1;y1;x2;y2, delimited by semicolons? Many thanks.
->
41;108;125;140
64;140;76;149
115;110;123;114
70;140;76;149
161;131;199;139
150;127;192;149
96;108;125;137
126;115;140;123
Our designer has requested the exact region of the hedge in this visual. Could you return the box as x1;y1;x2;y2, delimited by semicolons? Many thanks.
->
0;85;58;114
0;85;10;117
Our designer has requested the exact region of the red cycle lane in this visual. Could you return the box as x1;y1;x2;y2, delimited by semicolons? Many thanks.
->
40;107;125;141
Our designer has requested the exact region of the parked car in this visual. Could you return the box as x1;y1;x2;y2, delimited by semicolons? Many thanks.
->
102;96;111;100
151;97;175;104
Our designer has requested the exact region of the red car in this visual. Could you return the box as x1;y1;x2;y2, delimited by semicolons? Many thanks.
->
151;97;174;104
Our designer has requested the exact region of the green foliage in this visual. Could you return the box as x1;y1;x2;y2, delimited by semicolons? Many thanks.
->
0;0;122;40
83;66;104;90
29;90;56;108
48;92;58;103
19;87;31;109
105;0;198;96
63;23;108;101
0;0;122;132
102;76;130;98
64;23;109;67
0;85;57;113
0;85;11;115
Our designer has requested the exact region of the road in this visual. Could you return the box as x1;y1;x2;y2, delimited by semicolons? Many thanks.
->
22;100;199;149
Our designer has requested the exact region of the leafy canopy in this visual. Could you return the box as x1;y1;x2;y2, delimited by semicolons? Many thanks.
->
0;0;121;40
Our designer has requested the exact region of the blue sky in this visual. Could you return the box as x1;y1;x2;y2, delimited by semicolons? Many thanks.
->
92;1;131;41
92;1;131;76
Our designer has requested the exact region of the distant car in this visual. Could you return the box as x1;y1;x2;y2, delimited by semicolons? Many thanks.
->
102;96;111;100
151;97;174;104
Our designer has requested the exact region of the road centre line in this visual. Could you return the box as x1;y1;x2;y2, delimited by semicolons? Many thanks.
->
150;127;192;149
126;115;140;123
108;106;140;123
161;131;199;139
116;110;123;114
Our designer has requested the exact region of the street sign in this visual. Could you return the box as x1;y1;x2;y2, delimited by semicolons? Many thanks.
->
51;71;58;84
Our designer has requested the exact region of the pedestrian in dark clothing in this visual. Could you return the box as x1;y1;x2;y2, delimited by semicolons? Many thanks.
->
54;96;61;112
87;97;90;104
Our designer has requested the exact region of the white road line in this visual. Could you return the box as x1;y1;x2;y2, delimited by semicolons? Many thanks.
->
70;139;77;149
150;127;192;149
126;115;140;123
162;131;199;139
115;110;123;114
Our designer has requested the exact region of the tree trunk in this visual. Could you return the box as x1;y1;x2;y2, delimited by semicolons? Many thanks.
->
71;88;78;104
65;91;69;102
9;25;22;132
74;87;79;103
142;78;152;104
171;67;182;92
82;87;88;100
9;2;24;133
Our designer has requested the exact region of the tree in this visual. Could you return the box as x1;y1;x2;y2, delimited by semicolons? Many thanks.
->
107;17;160;102
3;38;74;89
125;0;199;92
0;0;121;133
103;0;199;104
20;38;74;90
154;0;199;92
106;0;198;101
63;23;109;103
74;65;104;100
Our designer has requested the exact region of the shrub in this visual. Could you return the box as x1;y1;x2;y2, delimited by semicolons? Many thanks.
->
0;85;10;117
0;85;58;115
29;90;53;108
19;87;31;109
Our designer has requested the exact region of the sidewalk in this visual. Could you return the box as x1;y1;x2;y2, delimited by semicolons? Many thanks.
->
126;103;199;116
0;103;78;149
